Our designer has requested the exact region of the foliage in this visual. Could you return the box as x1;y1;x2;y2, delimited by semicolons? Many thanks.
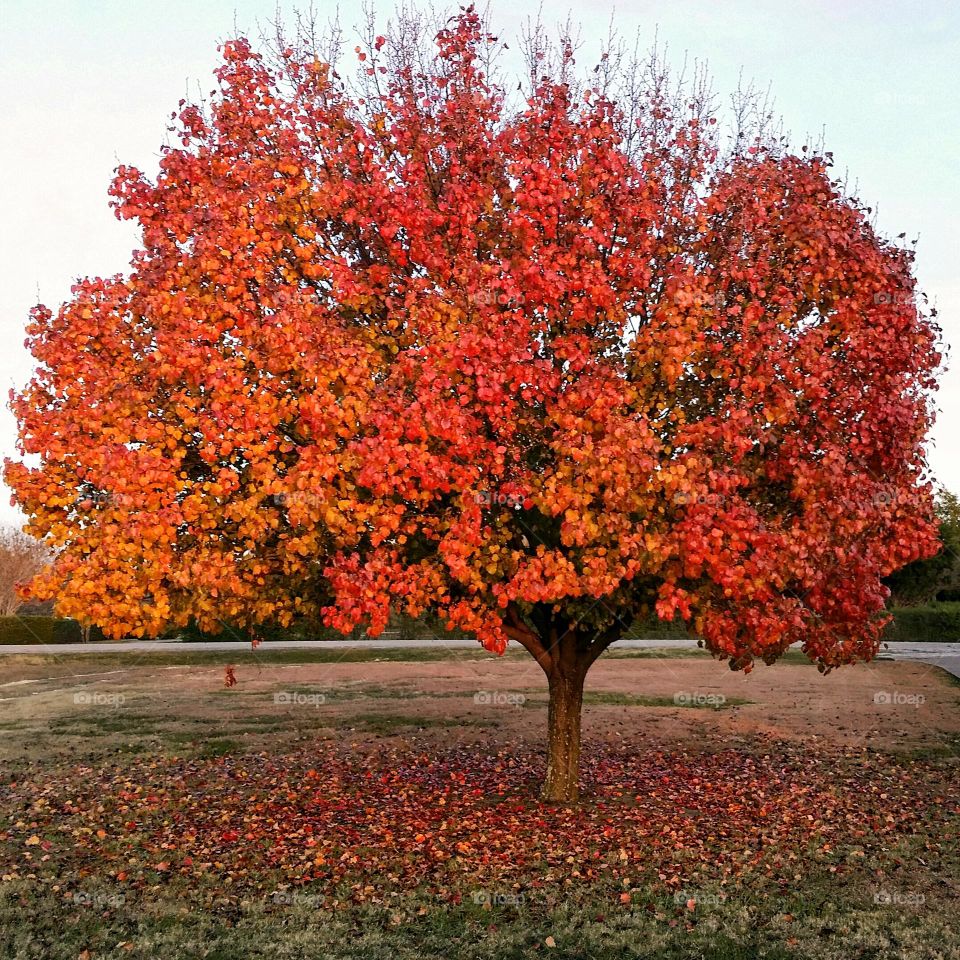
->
2;7;943;796
2;743;953;894
3;10;941;668
884;489;960;606
1;743;955;950
883;602;960;642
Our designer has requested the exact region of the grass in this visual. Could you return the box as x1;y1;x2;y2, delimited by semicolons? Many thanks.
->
1;871;954;960
606;647;709;660
24;690;503;759
194;737;241;757
342;712;497;734
2;643;957;960
518;691;751;709
0;643;829;672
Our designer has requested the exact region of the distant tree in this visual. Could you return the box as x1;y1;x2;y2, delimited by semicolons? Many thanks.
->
4;8;943;799
0;526;50;617
884;489;959;606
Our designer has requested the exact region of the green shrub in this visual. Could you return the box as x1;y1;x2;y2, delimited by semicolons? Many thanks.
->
883;603;960;642
171;617;367;643
0;616;90;645
624;614;693;639
0;616;53;644
51;618;83;643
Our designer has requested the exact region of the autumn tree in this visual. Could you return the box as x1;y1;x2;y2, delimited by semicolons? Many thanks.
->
5;8;941;800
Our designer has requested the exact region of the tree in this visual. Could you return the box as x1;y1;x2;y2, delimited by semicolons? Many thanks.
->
883;488;960;605
5;8;942;800
0;526;50;617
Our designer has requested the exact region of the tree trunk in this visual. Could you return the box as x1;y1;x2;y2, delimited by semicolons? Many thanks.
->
543;668;585;802
503;604;619;803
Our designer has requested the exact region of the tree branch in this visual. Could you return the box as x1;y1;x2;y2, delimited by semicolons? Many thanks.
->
505;602;553;674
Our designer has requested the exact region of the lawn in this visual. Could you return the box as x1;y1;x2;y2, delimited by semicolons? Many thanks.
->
0;646;957;959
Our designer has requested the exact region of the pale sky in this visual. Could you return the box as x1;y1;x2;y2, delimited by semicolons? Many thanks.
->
1;0;957;525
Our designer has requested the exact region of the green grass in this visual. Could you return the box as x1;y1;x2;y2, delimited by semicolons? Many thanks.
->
194;737;241;758
1;872;953;960
518;691;750;709
341;712;497;735
48;712;162;735
0;645;827;673
2;652;957;959
586;691;750;708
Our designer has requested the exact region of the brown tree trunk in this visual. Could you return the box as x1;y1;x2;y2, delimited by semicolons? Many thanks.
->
543;666;586;802
504;604;619;803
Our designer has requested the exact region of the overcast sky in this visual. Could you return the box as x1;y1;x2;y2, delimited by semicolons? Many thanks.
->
1;0;957;525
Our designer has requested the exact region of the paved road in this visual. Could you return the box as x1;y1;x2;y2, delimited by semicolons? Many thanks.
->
880;645;960;680
1;635;958;677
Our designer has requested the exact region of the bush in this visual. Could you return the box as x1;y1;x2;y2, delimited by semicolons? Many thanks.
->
52;618;83;643
0;616;88;645
624;614;693;639
171;617;367;643
883;603;960;643
169;612;480;644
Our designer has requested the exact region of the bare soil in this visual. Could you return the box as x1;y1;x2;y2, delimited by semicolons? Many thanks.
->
1;648;957;765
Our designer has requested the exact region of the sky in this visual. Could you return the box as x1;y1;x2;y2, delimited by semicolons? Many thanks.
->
0;0;957;525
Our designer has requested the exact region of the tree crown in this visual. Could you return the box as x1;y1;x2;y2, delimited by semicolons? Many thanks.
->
6;8;942;669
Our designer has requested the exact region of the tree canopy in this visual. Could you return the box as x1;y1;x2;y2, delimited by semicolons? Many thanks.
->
5;7;942;797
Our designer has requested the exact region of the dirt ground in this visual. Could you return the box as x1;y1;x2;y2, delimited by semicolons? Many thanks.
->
1;648;957;766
